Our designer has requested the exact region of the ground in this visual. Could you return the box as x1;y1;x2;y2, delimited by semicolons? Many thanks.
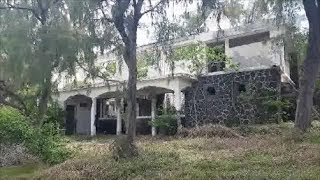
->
2;123;320;179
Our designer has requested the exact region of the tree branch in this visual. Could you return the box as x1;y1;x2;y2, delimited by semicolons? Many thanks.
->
74;59;123;84
0;80;28;115
94;5;114;23
112;0;131;46
43;0;62;14
0;3;42;22
140;0;166;17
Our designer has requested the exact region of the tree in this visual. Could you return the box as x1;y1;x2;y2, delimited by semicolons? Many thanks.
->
68;0;170;151
295;0;320;131
109;0;170;145
0;0;95;125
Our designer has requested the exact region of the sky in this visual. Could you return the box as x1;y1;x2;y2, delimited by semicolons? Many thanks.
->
135;0;308;46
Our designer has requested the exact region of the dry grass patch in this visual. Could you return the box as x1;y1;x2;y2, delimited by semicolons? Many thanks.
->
179;124;242;138
36;124;320;179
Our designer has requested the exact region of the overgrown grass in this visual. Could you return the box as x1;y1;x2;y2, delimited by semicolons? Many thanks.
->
12;122;320;179
0;164;45;179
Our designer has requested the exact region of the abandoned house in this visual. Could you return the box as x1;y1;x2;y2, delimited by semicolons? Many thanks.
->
53;24;293;136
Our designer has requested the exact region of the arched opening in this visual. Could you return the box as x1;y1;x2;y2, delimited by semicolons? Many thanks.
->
137;86;174;135
64;95;92;135
96;91;124;135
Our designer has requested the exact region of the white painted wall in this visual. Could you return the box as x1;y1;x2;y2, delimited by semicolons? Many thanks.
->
65;97;92;135
76;104;91;135
57;25;288;92
226;41;275;68
55;24;290;107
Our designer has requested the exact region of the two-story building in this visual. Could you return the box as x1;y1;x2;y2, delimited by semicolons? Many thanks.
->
53;23;292;136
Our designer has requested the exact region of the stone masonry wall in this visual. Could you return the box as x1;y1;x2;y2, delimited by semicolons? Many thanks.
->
184;67;282;127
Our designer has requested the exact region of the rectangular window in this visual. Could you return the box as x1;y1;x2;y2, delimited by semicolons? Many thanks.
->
79;103;88;108
229;31;270;48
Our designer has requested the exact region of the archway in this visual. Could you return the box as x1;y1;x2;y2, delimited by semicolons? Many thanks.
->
64;95;93;135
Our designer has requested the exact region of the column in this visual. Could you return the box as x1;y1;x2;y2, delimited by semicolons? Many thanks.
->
116;98;122;135
174;89;182;131
151;96;157;136
224;38;232;59
90;97;97;136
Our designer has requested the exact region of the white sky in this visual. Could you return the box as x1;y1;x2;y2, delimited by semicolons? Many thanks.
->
136;0;308;46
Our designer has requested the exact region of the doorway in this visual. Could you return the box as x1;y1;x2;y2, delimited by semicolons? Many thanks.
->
65;105;76;135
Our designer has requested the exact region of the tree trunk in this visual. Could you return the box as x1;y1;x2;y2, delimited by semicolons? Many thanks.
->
125;54;137;144
38;74;52;126
295;0;320;132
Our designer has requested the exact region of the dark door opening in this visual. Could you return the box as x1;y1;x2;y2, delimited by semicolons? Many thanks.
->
65;105;76;135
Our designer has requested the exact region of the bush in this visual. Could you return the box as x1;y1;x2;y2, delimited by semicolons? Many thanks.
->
149;109;177;136
0;106;71;165
0;106;32;143
45;102;65;129
26;123;71;164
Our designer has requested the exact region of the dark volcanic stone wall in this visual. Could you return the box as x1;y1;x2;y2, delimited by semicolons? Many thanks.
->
184;67;282;127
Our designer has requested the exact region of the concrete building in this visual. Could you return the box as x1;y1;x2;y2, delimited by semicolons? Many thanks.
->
53;24;291;136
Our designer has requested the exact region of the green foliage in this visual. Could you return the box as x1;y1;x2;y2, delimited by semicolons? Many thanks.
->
0;106;32;143
149;108;177;135
237;83;290;124
45;102;65;129
26;123;71;165
170;42;235;75
105;62;117;76
136;49;162;79
262;98;291;116
137;58;149;79
0;106;70;164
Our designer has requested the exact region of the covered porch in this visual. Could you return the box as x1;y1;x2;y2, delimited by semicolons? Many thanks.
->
55;75;194;136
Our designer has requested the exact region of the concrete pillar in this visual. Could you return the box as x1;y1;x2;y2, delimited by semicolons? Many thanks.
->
90;97;97;136
174;89;182;131
151;96;157;136
116;98;122;135
224;38;231;57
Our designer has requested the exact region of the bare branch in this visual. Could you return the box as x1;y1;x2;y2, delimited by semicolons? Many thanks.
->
74;59;123;84
94;5;114;23
43;0;62;12
0;3;42;22
140;0;166;17
94;17;114;23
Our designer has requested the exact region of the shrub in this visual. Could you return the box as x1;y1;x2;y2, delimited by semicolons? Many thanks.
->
26;123;71;164
0;106;71;165
149;108;177;136
45;101;65;129
0;106;32;143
